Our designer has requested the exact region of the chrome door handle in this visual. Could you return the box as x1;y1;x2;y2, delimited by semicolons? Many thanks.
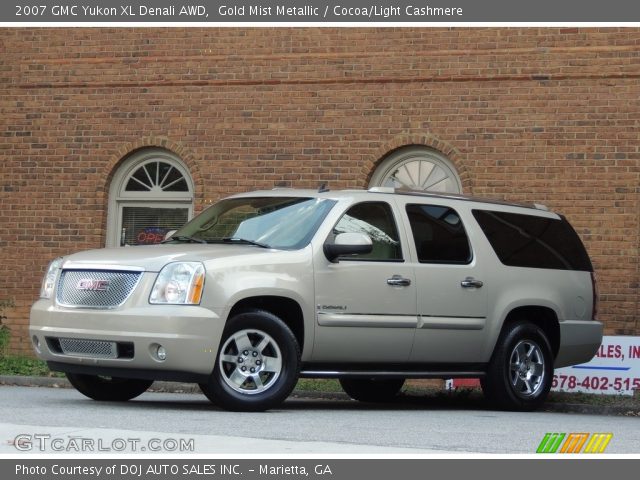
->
387;275;412;287
461;277;483;288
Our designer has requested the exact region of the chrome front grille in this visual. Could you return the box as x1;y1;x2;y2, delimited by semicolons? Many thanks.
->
58;338;118;358
56;269;141;308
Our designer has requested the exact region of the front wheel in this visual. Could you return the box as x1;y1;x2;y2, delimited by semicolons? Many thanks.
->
66;374;153;401
199;310;300;411
482;321;553;411
339;378;405;403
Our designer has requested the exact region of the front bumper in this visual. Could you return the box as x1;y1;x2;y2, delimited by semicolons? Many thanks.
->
554;319;603;368
30;299;225;378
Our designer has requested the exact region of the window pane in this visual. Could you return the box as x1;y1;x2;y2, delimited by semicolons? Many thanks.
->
472;210;592;271
121;207;189;246
175;197;336;250
333;202;402;261
125;166;153;191
124;161;189;192
158;163;174;187
125;177;150;191
406;204;471;264
163;178;188;192
161;166;188;191
145;162;158;186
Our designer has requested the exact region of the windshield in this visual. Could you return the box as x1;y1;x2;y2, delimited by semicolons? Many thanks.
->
170;196;336;249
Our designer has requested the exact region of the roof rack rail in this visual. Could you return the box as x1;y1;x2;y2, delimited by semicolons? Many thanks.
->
368;186;549;211
367;186;395;194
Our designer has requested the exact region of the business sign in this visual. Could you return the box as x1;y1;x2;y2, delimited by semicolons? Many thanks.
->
553;336;640;395
136;227;169;245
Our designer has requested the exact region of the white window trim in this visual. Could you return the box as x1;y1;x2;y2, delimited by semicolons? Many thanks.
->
369;146;462;194
106;149;194;247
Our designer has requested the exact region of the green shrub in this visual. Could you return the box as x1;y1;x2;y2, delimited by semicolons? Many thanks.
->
0;299;15;357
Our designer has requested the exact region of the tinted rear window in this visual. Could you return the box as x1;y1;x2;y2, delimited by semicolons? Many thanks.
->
472;210;592;271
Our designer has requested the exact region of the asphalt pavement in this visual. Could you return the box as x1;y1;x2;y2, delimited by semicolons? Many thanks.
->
1;384;639;454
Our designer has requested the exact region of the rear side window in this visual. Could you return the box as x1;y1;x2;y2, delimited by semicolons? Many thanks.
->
406;204;472;264
472;210;592;271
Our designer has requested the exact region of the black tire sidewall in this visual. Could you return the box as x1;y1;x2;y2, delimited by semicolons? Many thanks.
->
206;310;300;411
485;322;554;411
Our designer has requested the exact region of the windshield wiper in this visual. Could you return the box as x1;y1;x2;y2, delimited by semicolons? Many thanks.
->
221;237;270;249
161;235;207;244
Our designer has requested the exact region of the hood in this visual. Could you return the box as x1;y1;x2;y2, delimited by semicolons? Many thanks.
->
60;244;275;272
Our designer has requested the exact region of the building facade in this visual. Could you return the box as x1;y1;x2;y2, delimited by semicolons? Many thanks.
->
1;27;639;353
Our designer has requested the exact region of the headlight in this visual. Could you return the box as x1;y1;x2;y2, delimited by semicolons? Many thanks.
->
40;257;63;299
150;262;205;305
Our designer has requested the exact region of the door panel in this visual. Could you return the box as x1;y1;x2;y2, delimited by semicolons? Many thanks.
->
313;261;417;362
398;201;489;363
312;201;417;363
411;262;488;362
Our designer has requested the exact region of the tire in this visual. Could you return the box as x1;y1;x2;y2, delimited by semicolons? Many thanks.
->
199;310;300;412
339;378;405;403
66;373;153;401
482;321;554;411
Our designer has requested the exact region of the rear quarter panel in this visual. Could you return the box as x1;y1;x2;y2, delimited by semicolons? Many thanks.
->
467;206;595;362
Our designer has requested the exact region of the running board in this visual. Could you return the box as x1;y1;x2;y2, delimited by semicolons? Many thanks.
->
300;370;486;379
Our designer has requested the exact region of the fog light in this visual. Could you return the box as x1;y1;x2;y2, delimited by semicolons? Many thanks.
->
32;336;40;352
156;345;167;361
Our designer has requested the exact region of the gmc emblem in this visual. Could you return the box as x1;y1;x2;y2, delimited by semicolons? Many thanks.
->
76;279;110;292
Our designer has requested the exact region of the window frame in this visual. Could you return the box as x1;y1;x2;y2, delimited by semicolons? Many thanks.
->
405;202;474;265
471;209;593;272
117;201;192;247
369;146;463;194
173;196;337;251
106;149;194;247
325;201;405;263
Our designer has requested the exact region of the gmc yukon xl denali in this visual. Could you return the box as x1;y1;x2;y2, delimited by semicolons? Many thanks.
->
30;188;602;411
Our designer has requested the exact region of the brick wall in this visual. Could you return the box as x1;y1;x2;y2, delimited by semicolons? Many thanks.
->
1;28;639;353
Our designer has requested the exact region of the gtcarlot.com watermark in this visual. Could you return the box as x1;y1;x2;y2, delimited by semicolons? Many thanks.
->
13;434;195;452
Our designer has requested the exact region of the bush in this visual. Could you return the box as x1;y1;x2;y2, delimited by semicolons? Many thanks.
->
0;299;15;357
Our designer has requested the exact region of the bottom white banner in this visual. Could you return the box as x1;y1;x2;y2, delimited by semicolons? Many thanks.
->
446;335;640;396
553;335;640;395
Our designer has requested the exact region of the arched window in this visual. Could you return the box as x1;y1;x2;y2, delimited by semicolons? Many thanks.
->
369;146;462;194
107;149;194;247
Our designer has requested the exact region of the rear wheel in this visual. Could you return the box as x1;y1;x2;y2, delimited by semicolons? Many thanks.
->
339;378;405;403
199;310;300;412
482;321;553;411
66;374;153;401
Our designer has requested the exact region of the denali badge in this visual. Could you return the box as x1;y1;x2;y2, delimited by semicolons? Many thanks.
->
76;279;110;292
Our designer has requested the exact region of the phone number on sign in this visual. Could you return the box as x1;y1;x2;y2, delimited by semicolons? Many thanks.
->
553;374;640;392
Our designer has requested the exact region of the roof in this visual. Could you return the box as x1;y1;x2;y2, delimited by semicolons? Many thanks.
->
230;187;551;213
374;187;549;211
